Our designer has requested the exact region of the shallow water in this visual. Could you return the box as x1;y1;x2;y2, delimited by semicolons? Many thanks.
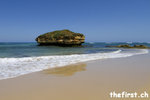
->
0;42;150;58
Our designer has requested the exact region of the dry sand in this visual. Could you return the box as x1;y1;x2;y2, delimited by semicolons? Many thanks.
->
0;53;150;100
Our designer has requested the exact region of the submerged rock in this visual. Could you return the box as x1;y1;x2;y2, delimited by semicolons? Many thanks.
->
36;29;85;46
106;44;149;49
117;44;132;48
133;45;148;48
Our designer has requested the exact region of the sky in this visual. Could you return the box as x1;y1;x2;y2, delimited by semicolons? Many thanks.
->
0;0;150;42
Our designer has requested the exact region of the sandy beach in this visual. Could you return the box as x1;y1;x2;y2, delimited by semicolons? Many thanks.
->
0;0;150;99
0;53;150;100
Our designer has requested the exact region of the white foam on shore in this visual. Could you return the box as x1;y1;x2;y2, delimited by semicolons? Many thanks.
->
0;49;148;80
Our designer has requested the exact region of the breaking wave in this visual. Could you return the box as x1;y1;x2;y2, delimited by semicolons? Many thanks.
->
0;49;148;80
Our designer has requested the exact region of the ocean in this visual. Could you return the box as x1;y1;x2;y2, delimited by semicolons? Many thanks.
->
0;42;149;80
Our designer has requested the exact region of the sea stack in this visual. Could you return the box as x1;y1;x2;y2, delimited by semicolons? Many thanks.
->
36;29;85;46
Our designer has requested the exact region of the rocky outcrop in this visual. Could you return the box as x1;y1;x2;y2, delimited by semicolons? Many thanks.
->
106;44;149;49
36;29;85;46
133;45;148;48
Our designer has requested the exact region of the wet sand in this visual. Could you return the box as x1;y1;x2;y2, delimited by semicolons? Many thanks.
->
0;53;150;100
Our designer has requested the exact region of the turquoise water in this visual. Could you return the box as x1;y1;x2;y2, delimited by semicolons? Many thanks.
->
0;42;116;58
0;42;149;58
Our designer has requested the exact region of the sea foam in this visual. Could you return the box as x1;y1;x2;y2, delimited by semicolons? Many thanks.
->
0;49;148;80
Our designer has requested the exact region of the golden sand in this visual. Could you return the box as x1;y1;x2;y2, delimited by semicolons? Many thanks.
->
0;54;150;100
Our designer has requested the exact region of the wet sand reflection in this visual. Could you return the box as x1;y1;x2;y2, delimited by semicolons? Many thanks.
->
43;63;86;76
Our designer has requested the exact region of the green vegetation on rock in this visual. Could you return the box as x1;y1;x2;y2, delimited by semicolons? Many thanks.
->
36;29;85;46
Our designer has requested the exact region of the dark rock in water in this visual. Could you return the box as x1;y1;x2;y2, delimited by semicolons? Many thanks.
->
106;44;132;48
133;45;148;48
117;44;132;48
36;29;85;47
106;44;149;49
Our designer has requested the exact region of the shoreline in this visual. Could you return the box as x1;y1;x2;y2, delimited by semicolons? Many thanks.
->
0;52;150;100
0;50;149;80
0;49;148;80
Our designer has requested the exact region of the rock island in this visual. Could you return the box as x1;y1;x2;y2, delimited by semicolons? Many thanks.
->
36;29;85;46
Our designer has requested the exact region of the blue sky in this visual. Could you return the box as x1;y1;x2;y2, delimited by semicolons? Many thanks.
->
0;0;150;42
